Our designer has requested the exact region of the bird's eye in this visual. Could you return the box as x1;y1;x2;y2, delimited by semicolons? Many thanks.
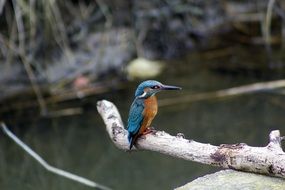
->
151;85;160;89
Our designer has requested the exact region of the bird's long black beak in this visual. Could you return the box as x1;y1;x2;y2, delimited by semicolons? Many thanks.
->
160;84;182;90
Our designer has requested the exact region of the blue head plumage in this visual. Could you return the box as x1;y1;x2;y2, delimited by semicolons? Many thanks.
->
134;80;181;98
135;80;162;97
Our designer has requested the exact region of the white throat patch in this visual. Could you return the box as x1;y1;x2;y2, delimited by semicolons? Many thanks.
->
138;91;147;98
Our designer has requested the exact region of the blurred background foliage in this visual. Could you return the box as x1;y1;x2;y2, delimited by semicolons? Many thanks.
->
0;0;285;108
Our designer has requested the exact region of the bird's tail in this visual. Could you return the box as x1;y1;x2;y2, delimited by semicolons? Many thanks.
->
128;132;135;150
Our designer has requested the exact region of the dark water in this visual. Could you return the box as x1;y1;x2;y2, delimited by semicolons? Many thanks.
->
1;47;285;190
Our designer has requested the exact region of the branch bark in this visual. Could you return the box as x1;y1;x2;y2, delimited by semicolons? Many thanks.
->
97;100;285;178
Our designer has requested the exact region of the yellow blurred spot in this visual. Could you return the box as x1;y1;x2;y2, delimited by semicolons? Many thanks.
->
126;58;164;79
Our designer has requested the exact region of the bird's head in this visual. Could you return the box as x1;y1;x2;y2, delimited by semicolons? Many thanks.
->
134;80;181;98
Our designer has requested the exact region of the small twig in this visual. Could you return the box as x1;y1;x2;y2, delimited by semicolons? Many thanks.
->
20;56;48;116
0;122;112;190
48;0;69;48
159;79;285;107
46;108;83;118
273;3;285;49
11;0;25;53
0;0;6;15
95;0;112;28
28;0;37;54
264;0;275;45
0;82;125;114
4;19;17;66
10;0;47;115
262;0;275;66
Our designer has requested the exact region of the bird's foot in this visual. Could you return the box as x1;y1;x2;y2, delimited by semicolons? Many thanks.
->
142;127;157;135
138;127;157;140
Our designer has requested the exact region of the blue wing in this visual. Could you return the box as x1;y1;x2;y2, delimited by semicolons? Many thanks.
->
127;98;144;149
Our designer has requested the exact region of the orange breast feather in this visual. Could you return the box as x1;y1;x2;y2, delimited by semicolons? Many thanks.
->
139;96;158;135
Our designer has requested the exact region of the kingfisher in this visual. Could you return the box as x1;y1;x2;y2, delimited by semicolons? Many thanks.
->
127;80;181;150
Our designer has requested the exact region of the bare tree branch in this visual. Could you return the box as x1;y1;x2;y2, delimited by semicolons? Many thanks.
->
97;100;285;178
